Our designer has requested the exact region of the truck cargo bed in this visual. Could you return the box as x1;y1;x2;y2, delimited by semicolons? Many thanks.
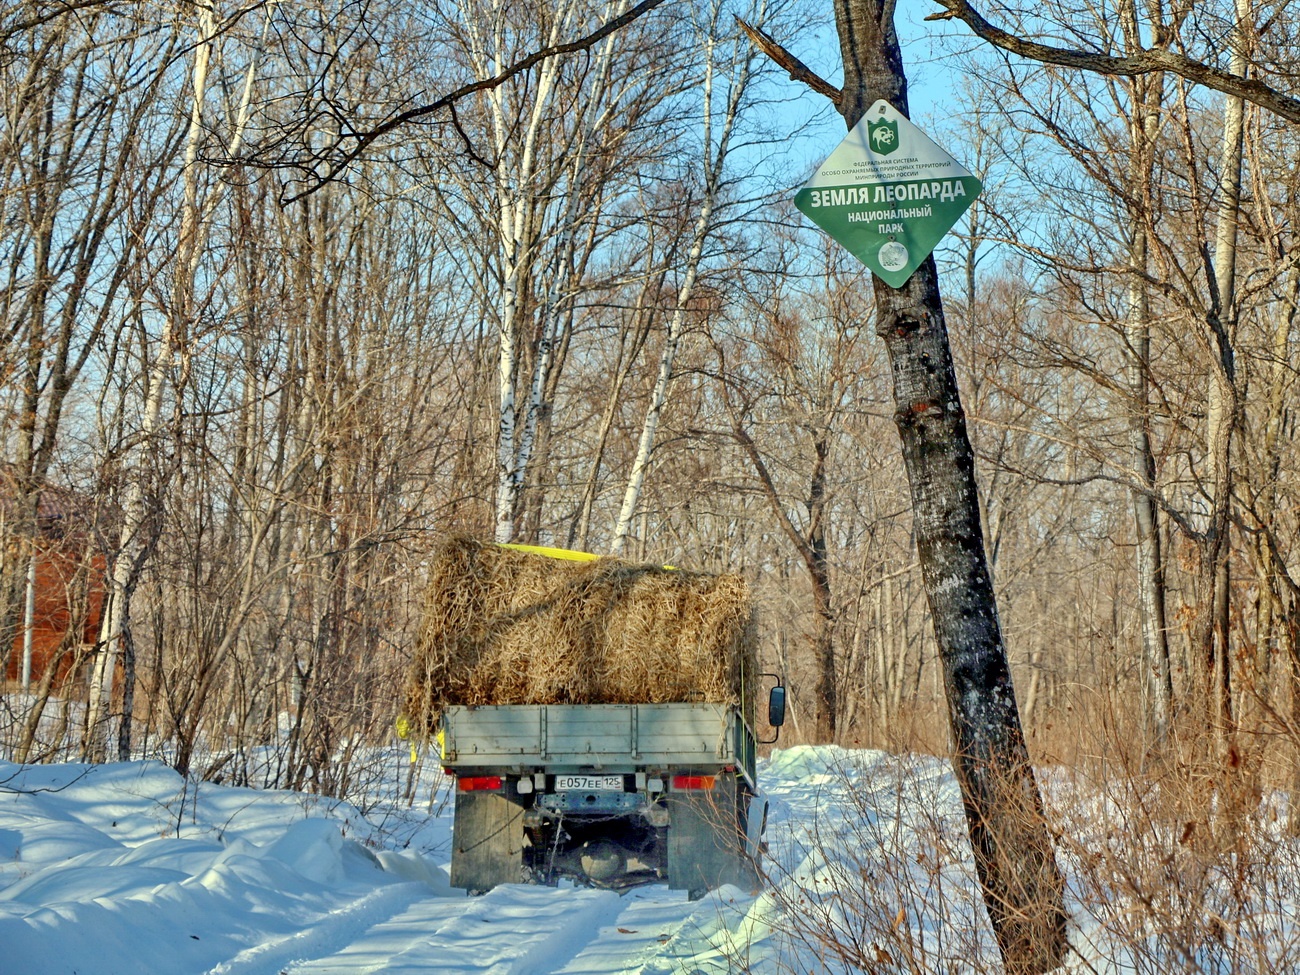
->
439;702;751;773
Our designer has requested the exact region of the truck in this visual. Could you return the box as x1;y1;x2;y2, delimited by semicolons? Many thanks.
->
439;691;784;896
403;537;785;896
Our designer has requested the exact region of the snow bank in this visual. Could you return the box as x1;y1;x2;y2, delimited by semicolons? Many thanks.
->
0;760;454;974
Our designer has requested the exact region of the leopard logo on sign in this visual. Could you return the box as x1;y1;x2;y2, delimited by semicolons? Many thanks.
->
868;116;899;156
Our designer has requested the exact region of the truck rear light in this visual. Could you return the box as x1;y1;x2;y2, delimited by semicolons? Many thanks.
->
457;775;503;792
671;774;715;791
517;776;534;794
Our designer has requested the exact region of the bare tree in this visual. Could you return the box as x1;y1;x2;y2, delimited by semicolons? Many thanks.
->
716;236;878;742
742;3;1069;969
408;0;690;545
86;0;271;760
0;10;183;672
928;0;1300;125
251;0;671;201
609;0;768;555
935;0;1297;765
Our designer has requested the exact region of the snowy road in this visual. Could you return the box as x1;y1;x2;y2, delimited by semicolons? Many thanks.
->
217;882;752;975
0;757;784;975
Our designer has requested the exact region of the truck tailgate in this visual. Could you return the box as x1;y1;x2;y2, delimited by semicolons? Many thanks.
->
440;703;738;768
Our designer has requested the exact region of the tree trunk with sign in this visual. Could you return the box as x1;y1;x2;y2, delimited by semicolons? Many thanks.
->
828;2;1068;971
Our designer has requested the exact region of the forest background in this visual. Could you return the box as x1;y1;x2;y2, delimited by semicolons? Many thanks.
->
0;0;1297;812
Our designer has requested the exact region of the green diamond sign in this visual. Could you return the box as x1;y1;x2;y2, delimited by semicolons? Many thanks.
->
795;100;982;288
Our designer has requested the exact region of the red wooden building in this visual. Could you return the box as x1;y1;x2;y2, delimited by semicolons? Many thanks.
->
3;482;106;688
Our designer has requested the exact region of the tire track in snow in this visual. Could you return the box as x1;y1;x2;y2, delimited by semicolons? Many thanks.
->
553;888;769;975
220;882;628;975
451;885;627;975
203;882;444;975
200;871;758;975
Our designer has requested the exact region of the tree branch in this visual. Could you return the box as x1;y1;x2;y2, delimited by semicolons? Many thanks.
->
1;0;136;45
735;17;841;105
927;0;1300;125
280;0;668;202
730;419;821;577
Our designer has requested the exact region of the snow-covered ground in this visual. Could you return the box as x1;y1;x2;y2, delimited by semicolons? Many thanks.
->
2;745;1297;974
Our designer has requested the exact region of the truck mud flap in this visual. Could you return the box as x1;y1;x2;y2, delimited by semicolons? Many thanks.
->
665;777;759;897
450;785;526;893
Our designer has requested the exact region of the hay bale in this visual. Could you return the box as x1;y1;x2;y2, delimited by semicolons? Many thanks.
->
402;536;756;737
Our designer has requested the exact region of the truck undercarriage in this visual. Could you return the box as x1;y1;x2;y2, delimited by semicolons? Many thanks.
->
525;805;665;889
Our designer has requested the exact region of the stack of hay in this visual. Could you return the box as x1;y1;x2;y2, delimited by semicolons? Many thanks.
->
402;536;756;737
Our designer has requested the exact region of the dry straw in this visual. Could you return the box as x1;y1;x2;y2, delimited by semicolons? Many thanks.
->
403;536;757;737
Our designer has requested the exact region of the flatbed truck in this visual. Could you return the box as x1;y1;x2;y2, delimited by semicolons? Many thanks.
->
439;692;784;896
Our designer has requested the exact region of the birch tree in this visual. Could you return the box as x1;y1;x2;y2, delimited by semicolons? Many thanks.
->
85;0;271;760
610;0;765;556
1123;57;1175;743
1199;0;1251;749
0;10;182;676
426;0;681;544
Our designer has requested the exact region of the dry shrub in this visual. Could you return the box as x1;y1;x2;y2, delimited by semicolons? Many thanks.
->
1015;693;1300;974
758;748;1000;975
402;536;756;736
759;738;1300;975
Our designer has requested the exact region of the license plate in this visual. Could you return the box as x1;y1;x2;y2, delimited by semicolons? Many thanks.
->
554;774;624;792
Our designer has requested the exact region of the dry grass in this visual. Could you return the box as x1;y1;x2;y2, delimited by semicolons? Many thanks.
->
757;702;1300;975
402;536;757;736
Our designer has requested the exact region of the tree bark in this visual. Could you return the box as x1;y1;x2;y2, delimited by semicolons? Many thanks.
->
1122;60;1173;744
832;2;1067;970
1200;0;1250;754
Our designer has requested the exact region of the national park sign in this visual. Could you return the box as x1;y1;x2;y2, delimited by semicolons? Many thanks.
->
795;100;982;288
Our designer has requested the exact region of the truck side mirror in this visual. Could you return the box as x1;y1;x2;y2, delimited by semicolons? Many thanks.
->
767;685;786;728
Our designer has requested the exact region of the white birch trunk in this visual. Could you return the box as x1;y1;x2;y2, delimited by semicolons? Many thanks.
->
476;3;572;542
447;0;647;544
516;12;627;538
572;281;655;548
608;216;710;556
610;19;752;555
1128;234;1173;740
1114;0;1173;743
85;1;267;758
20;551;36;692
